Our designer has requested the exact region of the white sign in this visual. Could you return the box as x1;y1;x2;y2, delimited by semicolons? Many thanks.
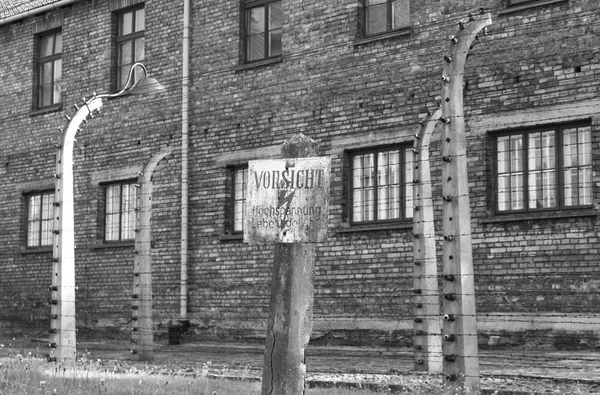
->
244;157;331;244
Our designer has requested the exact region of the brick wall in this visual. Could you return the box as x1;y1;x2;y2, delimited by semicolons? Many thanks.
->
0;0;183;338
1;0;599;348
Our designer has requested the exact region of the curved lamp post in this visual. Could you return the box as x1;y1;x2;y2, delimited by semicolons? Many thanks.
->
49;63;163;364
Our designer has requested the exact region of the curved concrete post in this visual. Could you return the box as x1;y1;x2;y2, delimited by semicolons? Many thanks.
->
50;97;104;364
131;146;173;361
48;64;159;364
412;107;443;373
439;11;492;394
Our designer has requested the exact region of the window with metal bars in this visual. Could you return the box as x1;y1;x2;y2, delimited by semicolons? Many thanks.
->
243;0;282;63
27;191;55;247
104;181;139;242
116;5;145;89
36;30;62;109
493;122;593;213
230;167;248;233
350;145;414;224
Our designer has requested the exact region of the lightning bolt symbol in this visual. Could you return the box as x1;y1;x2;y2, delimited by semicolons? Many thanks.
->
278;189;295;209
277;188;295;230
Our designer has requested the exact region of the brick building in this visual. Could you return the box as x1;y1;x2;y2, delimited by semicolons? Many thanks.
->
1;0;599;348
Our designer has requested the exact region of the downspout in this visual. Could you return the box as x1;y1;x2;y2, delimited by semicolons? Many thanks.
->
180;0;190;326
0;0;79;26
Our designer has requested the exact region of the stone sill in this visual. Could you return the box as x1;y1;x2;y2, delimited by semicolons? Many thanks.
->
90;242;135;250
219;234;243;242
480;209;597;224
20;247;53;255
498;0;568;15
30;104;62;117
353;28;410;47
335;222;413;233
235;57;283;72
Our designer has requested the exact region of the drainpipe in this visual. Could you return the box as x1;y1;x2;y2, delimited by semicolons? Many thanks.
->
180;0;190;328
0;0;79;26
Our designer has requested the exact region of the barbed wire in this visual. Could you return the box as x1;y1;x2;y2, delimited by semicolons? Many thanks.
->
2;7;596;374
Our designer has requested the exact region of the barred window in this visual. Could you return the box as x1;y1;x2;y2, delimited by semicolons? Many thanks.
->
27;191;55;247
104;181;139;241
350;146;413;224
232;167;248;233
494;123;592;213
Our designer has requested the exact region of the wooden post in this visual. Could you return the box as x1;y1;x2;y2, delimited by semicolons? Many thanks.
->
263;135;318;395
244;134;330;395
263;243;316;395
131;146;173;361
50;98;103;364
440;11;491;394
412;107;443;373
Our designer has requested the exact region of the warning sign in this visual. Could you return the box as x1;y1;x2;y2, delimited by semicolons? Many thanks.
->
244;157;331;244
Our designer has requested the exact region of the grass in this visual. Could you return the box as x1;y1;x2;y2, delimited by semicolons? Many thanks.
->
1;342;595;395
0;350;393;395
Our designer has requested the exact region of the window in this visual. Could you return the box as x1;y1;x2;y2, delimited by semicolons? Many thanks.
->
27;191;55;247
116;6;145;89
363;0;410;37
350;146;413;224
494;123;592;213
37;30;62;108
104;181;139;242
243;0;282;63
231;167;248;233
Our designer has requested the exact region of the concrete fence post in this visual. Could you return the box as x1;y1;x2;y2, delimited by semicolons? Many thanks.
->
412;107;443;373
439;11;492;394
131;146;173;361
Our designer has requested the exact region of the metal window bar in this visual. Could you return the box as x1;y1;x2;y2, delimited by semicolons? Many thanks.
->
105;182;138;242
233;167;248;233
494;122;592;214
27;192;55;247
351;147;406;224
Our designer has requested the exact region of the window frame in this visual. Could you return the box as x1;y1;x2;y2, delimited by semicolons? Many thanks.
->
499;0;569;14
226;166;248;235
492;122;593;215
102;180;139;243
115;4;145;90
35;29;63;110
362;0;410;38
349;144;413;226
26;190;55;248
507;0;541;5
242;0;283;64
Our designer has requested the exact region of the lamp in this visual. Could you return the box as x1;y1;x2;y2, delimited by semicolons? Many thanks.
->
98;62;165;99
49;62;163;364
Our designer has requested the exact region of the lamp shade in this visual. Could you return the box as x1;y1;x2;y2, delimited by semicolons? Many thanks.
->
128;77;165;95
